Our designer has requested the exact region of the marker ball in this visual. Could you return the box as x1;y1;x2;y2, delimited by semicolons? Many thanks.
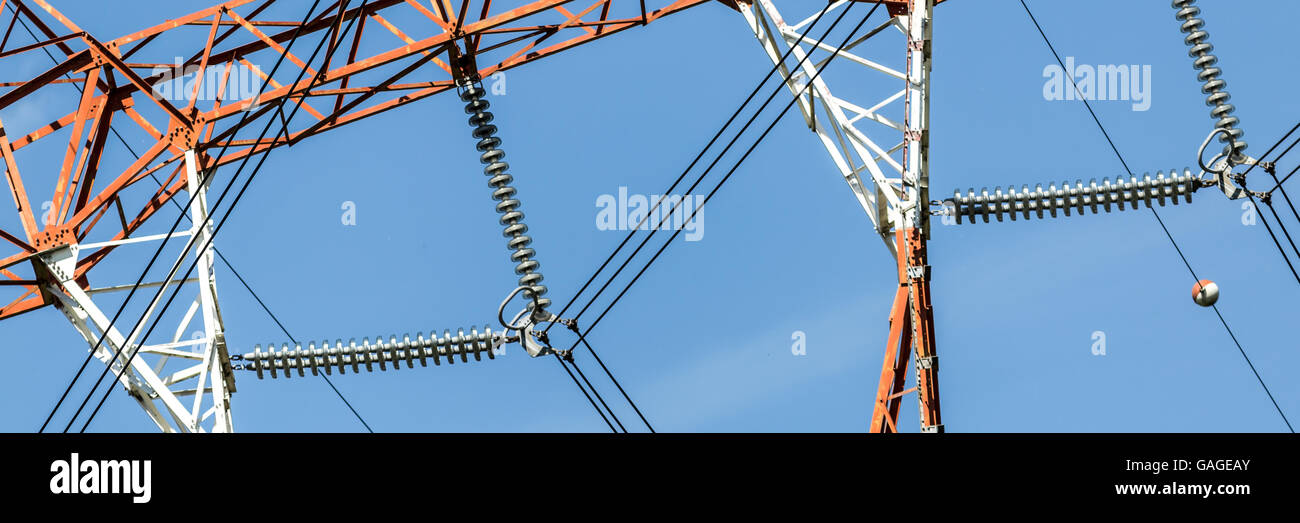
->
1192;279;1219;307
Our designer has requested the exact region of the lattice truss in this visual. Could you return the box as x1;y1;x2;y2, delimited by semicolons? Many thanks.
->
739;0;940;257
0;0;722;432
0;0;947;433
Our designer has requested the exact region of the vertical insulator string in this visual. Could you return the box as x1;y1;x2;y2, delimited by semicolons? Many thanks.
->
1173;0;1247;160
457;80;551;315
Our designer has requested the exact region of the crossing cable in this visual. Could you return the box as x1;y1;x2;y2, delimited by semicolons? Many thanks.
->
222;251;375;432
1255;128;1300;265
38;0;328;430
16;0;594;434
1250;120;1300;191
558;4;884;361
1249;122;1300;248
74;1;364;433
561;3;864;327
5;1;375;433
1019;0;1293;432
1252;120;1300;197
1248;141;1300;281
65;0;356;432
2;4;300;283
35;0;332;433
557;353;625;432
567;324;654;432
1228;127;1300;285
551;344;620;431
554;354;618;432
540;1;860;433
544;326;623;431
1270;161;1300;191
1250;194;1300;283
143;7;376;433
543;3;842;332
74;1;361;433
1205;124;1300;283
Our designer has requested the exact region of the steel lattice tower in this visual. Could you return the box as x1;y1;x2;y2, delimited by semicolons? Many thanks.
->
0;0;947;432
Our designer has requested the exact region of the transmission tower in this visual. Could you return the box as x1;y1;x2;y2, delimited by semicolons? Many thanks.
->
0;0;715;432
734;0;941;432
3;0;1264;433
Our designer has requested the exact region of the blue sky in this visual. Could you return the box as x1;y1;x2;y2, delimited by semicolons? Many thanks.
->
2;0;1299;432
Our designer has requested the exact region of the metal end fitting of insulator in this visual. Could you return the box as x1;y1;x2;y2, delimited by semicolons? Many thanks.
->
935;169;1201;224
238;327;501;379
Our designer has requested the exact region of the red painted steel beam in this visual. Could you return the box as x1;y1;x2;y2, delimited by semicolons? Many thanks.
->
869;227;942;433
0;0;726;319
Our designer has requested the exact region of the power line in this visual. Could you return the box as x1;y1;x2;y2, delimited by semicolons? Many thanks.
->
1019;0;1293;433
560;3;884;359
546;1;860;432
222;254;377;431
553;355;618;432
544;1;842;332
1247;194;1300;284
7;1;376;433
35;0;331;432
67;0;357;432
551;343;622;431
568;324;654;432
541;1;850;432
76;0;366;433
1260;121;1300;190
1256;145;1300;279
1252;125;1300;260
1248;120;1300;189
13;0;611;434
1241;123;1300;284
561;355;626;432
564;3;864;327
1274;163;1300;191
69;0;338;431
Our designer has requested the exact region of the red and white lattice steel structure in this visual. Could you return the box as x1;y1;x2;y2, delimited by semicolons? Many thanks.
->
0;0;943;432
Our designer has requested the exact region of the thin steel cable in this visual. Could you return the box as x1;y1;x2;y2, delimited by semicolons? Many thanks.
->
1246;124;1300;254
226;259;375;433
1244;119;1300;190
1228;122;1300;284
544;0;843;334
544;1;860;432
7;2;375;434
33;0;330;432
546;2;868;427
563;3;866;329
1274;163;1300;190
553;354;618;433
1020;0;1293;432
72;1;358;432
569;325;654;432
1252;196;1300;283
564;355;627;432
561;4;884;357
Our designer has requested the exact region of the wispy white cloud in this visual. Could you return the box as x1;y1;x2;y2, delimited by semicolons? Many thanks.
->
643;296;882;431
